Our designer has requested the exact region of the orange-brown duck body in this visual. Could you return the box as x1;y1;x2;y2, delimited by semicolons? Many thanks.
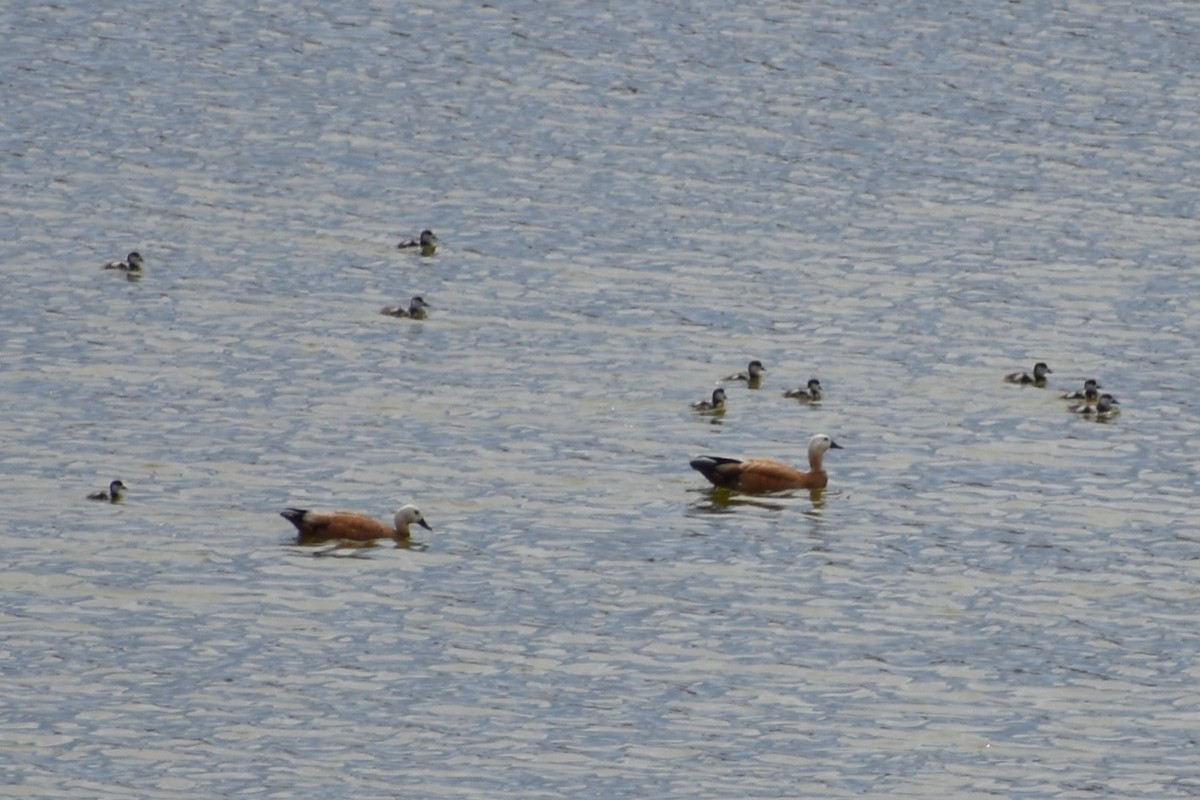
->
690;433;842;493
281;505;430;545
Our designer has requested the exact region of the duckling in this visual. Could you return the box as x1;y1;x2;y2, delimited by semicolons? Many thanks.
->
88;479;127;502
690;433;842;493
1066;386;1100;412
397;229;438;256
1092;394;1121;418
1060;378;1102;400
691;387;727;413
782;378;822;402
722;360;766;386
381;295;430;319
281;504;431;546
102;252;144;273
1004;361;1052;385
1071;392;1119;417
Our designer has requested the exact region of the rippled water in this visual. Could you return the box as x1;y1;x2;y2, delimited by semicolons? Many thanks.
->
4;0;1200;797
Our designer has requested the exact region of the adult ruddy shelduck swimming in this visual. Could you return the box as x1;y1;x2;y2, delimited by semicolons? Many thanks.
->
88;479;127;502
1004;361;1052;385
281;505;431;545
690;433;843;492
398;229;438;256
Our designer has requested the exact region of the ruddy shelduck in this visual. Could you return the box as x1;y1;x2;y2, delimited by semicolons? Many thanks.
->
88;479;127;502
102;252;144;273
1004;361;1052;385
381;295;430;319
397;229;438;256
722;360;766;386
782;378;822;401
691;387;727;412
281;505;431;545
1060;378;1102;400
690;433;843;493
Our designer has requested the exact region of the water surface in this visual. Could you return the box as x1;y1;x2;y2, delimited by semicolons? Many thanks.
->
3;1;1200;797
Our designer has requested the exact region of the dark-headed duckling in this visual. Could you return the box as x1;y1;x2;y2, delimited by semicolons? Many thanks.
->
102;252;144;273
1070;392;1119;417
783;378;822;402
397;230;438;256
1060;378;1102;400
1066;387;1100;412
88;479;127;502
381;295;430;319
691;387;727;413
722;360;766;386
1004;361;1052;385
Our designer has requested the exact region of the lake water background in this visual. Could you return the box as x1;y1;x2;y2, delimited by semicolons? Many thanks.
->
3;0;1200;797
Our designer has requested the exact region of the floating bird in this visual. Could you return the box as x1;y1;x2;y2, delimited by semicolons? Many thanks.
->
1004;361;1052;385
782;378;822;402
690;433;842;493
691;387;727;413
1060;378;1103;400
397;229;438;256
88;479;127;502
1070;392;1119;417
722;360;766;386
381;295;430;319
1066;387;1100;412
102;252;144;273
281;505;431;545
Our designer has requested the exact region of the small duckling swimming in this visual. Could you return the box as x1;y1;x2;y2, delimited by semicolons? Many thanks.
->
1060;378;1102;400
1070;392;1119;417
88;479;127;502
691;387;727;413
397;229;438;256
722;360;766;386
102;252;144;273
1091;394;1121;418
381;295;430;319
782;378;822;402
281;504;431;546
1066;386;1100;412
1004;361;1052;385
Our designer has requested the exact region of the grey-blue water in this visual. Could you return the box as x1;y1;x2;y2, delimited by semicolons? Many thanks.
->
4;1;1200;797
